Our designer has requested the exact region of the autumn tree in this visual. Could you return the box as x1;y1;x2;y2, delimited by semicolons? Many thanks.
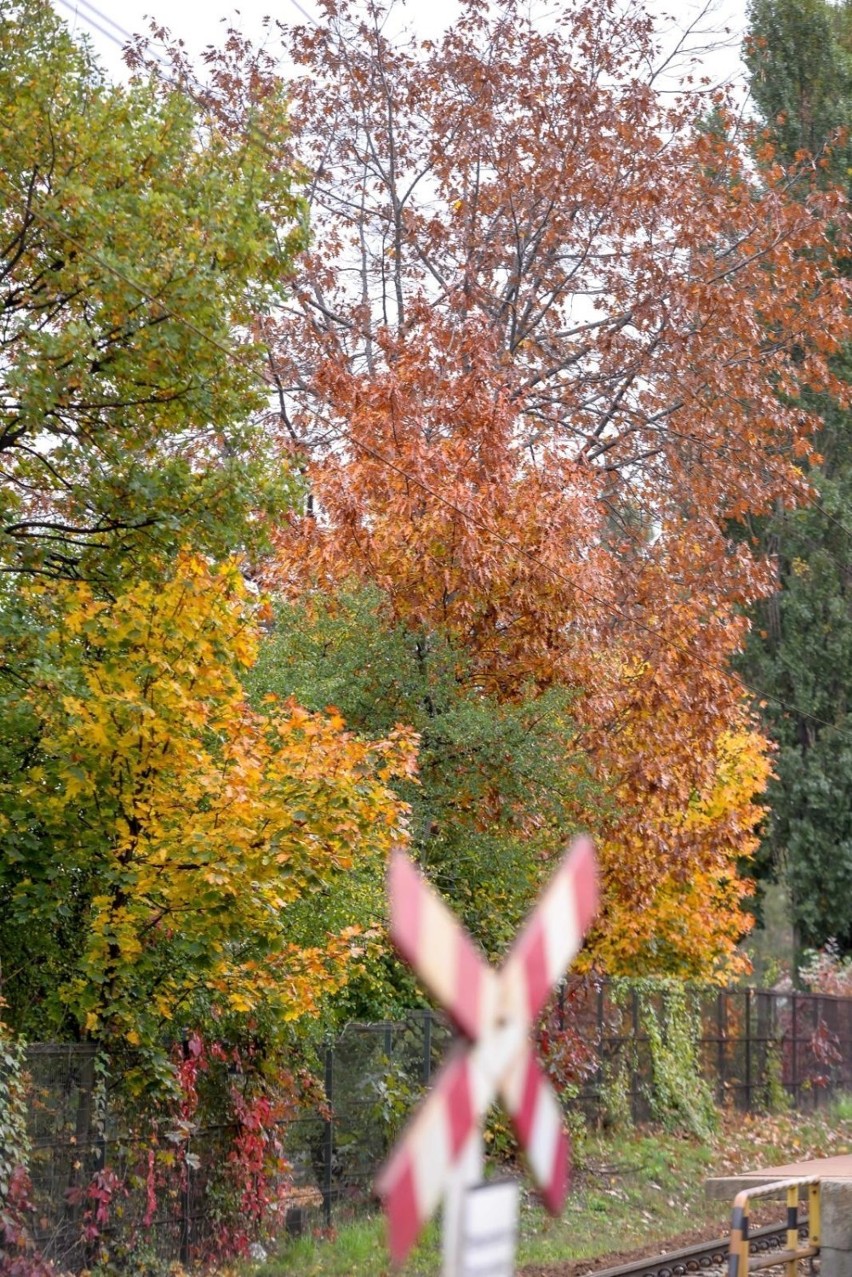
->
219;0;849;978
739;0;852;955
0;0;306;583
130;0;851;977
0;555;414;1071
249;587;599;977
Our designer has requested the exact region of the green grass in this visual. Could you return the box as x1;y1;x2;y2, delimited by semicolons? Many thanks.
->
831;1092;852;1122
244;1100;852;1276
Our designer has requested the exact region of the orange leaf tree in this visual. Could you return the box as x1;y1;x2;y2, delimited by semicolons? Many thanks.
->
159;0;851;977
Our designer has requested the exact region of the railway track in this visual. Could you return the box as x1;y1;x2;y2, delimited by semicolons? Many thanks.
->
578;1221;814;1277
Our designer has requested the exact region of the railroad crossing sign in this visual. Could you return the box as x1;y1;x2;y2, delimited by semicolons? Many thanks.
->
376;835;598;1271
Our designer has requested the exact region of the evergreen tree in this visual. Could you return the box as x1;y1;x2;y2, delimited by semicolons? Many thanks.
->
741;0;852;953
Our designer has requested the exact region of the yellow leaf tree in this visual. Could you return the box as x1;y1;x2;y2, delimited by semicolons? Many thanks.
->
0;555;415;1059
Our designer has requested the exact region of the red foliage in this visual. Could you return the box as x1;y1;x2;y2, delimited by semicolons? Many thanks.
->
0;1166;52;1277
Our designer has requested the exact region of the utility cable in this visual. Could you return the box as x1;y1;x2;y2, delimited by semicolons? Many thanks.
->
55;0;852;556
3;165;851;746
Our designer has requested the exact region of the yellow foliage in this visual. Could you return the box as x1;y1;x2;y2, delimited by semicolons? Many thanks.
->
15;554;416;1048
584;720;771;981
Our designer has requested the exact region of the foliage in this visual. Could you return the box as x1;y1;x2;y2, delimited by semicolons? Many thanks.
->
745;0;852;170
0;1015;46;1276
0;1018;28;1214
640;984;718;1142
0;555;415;1072
760;1041;793;1114
799;939;852;995
148;0;852;976
741;0;852;955
249;589;596;979
609;980;718;1141
0;0;306;583
56;1033;327;1268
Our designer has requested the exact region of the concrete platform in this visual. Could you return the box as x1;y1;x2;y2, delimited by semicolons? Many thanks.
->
705;1152;852;1200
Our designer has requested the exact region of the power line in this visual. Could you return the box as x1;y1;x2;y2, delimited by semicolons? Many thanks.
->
13;0;852;724
4;163;851;747
54;0;852;557
53;0;312;177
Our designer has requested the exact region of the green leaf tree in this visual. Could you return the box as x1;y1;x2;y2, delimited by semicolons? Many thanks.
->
0;0;306;583
248;587;600;995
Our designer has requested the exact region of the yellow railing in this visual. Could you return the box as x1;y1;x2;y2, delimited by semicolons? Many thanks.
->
728;1177;820;1277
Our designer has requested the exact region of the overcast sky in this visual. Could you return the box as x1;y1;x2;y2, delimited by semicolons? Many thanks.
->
52;0;751;94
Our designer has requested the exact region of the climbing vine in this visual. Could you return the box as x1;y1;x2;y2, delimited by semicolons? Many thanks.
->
606;980;718;1140
0;1014;47;1275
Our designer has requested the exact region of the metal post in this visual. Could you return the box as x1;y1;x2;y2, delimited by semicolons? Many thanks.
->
180;1033;191;1266
422;1012;432;1087
631;987;640;1123
322;1044;334;1229
745;989;752;1111
791;994;798;1108
717;990;726;1104
180;1142;192;1266
442;1130;483;1277
815;996;823;1109
596;982;605;1121
785;1184;798;1277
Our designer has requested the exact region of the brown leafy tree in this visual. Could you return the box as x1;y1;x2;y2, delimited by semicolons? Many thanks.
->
146;0;851;975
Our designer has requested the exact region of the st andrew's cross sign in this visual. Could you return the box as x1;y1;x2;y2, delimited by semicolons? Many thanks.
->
376;836;599;1268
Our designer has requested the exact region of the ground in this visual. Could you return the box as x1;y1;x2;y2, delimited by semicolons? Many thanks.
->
245;1101;852;1276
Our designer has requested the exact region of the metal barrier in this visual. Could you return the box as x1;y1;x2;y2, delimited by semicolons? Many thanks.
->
728;1177;820;1277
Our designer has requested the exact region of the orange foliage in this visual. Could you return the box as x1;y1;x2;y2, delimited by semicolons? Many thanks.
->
161;0;851;975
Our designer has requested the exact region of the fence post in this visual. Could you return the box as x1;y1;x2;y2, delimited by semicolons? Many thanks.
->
631;986;640;1124
322;1043;334;1229
422;1011;432;1087
65;1047;96;1250
180;1142;192;1267
745;988;752;1111
717;990;726;1105
596;983;605;1123
180;1033;192;1266
791;993;799;1108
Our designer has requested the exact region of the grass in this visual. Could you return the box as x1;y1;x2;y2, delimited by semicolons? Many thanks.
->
245;1099;852;1277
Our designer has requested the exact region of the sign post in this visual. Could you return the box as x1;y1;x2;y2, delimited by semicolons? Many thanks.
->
376;835;599;1274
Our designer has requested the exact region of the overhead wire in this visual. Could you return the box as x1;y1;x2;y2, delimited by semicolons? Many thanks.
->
7;0;850;743
55;0;852;552
6;167;851;745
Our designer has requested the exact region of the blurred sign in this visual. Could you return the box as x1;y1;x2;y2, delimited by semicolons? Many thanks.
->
376;836;599;1273
459;1179;520;1277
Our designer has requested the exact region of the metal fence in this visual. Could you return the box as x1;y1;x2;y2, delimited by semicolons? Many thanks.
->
17;983;852;1265
23;1043;241;1267
558;982;852;1124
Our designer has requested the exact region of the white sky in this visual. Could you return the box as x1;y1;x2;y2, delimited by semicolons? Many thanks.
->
53;0;751;94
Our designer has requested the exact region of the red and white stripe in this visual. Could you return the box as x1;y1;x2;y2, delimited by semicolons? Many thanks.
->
377;837;599;1266
501;835;598;1027
388;851;499;1042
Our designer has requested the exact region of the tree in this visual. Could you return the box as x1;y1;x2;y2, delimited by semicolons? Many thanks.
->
741;0;852;954
248;587;598;976
145;0;851;976
0;555;415;1070
746;0;852;168
0;0;306;583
